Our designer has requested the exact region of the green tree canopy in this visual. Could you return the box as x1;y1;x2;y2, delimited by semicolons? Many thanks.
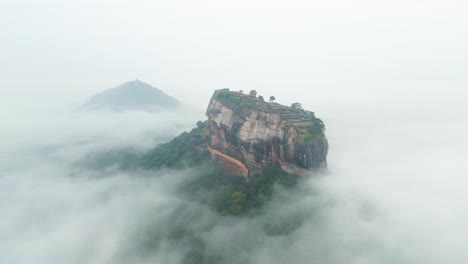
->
291;102;302;109
249;90;257;97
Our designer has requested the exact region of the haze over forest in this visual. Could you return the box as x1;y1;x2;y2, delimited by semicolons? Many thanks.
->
1;0;467;263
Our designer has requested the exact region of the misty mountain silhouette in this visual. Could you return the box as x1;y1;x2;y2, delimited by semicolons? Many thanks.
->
83;80;180;112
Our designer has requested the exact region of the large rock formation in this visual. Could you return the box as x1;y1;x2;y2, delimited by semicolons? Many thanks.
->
206;89;328;177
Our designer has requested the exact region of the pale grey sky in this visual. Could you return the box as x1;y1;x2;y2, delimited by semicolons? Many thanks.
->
1;0;467;110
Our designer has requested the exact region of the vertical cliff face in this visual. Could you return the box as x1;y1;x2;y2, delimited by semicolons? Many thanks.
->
206;90;328;177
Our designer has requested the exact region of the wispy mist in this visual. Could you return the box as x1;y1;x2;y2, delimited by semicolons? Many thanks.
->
1;86;467;263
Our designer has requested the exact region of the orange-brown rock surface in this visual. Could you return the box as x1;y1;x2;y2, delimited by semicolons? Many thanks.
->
206;90;328;176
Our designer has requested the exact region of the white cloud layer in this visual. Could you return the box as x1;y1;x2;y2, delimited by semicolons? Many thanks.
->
1;84;467;263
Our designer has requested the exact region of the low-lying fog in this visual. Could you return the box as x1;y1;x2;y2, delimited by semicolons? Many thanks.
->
1;87;467;264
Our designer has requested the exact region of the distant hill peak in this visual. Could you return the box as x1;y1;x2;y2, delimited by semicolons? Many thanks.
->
83;80;180;112
119;79;149;87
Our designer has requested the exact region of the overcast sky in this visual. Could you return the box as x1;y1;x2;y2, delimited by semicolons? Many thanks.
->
1;0;467;110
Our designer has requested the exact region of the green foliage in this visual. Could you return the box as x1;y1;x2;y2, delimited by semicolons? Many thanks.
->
181;165;298;216
214;90;242;103
291;102;302;109
258;95;264;101
216;190;248;216
140;121;208;169
249;90;257;97
248;167;298;210
311;117;325;133
178;164;249;215
296;116;326;143
213;90;267;112
262;212;307;236
269;96;275;102
292;109;326;144
76;147;141;171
